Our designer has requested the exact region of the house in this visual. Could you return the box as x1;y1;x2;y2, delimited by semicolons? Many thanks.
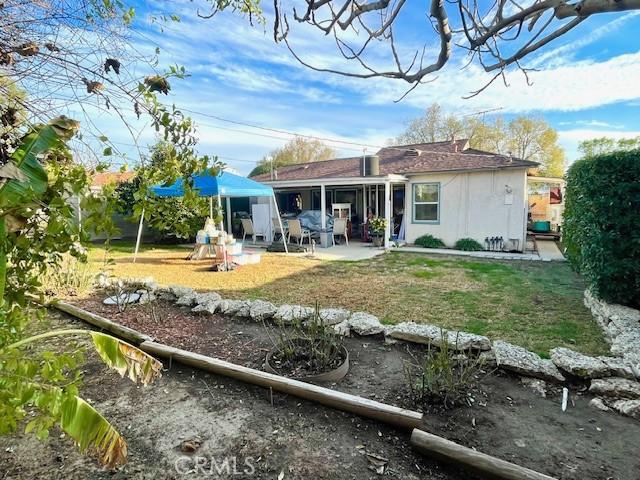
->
250;139;539;251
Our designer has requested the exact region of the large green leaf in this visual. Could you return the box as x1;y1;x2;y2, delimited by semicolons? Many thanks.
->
90;332;162;385
60;395;127;469
0;116;78;212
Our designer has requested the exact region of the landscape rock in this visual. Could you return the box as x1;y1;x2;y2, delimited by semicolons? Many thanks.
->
589;397;611;412
191;300;220;315
385;322;491;351
611;399;640;419
479;350;497;368
167;285;195;300
319;308;351;326
249;300;277;322
138;291;155;304
175;291;199;306
218;299;251;318
492;340;565;383
520;377;547;398
195;292;222;304
589;378;640;399
599;356;640;380
611;330;640;358
550;347;610;378
274;304;314;324
103;292;140;305
334;321;351;336
346;312;384;336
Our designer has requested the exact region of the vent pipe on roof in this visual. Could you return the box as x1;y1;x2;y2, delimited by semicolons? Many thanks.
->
361;155;380;176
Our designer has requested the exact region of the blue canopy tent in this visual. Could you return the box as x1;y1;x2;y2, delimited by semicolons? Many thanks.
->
133;171;288;261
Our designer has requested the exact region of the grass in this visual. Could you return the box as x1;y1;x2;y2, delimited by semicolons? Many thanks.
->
86;241;607;356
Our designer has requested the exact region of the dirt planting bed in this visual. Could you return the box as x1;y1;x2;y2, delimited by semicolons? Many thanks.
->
2;296;639;479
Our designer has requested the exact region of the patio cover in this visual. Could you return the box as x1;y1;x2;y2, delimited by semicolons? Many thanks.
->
134;171;287;261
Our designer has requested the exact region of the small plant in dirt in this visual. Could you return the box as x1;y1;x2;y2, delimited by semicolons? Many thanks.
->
454;238;484;251
415;234;445;248
265;304;346;378
42;253;95;297
403;333;488;409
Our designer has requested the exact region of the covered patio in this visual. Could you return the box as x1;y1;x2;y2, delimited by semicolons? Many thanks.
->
268;174;408;249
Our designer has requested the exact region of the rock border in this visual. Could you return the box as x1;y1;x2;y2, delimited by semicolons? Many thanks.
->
101;277;640;421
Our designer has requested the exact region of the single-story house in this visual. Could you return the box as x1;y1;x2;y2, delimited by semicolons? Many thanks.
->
250;139;540;251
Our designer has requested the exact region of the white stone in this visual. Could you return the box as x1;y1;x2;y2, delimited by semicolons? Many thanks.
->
493;340;565;383
103;292;140;305
550;347;610;378
520;377;547;398
318;308;351;326
274;304;314;324
249;300;277;321
599;356;639;380
191;300;220;315
346;312;384;336
611;399;640;419
195;292;222;304
589;378;640;399
334;321;351;336
175;291;199;306
386;322;491;351
168;285;195;299
589;397;611;412
218;299;251;317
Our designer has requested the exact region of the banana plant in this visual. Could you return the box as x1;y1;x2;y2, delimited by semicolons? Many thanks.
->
0;117;163;469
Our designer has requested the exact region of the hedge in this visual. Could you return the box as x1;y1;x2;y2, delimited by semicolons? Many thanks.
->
563;150;640;308
454;238;484;251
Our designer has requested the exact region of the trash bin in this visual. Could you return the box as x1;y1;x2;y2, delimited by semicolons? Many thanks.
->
319;230;331;248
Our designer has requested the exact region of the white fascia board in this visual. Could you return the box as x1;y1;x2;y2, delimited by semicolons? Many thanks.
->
264;175;408;188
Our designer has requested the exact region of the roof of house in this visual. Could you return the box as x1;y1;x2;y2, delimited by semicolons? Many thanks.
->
91;171;136;187
250;139;538;182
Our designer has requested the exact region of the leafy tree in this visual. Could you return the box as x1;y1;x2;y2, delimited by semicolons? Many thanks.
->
579;136;640;158
249;137;336;177
0;118;162;468
396;104;566;177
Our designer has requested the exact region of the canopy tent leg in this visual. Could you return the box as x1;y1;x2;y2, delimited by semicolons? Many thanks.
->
226;197;232;233
133;207;145;263
217;194;224;231
271;193;288;254
209;196;213;219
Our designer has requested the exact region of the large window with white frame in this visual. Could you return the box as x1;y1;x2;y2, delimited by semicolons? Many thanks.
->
412;183;440;223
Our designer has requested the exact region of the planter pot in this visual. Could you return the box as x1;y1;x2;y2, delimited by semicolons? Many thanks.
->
372;236;384;247
265;345;350;382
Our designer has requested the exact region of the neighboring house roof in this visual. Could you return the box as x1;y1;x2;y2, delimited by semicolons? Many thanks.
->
250;140;538;182
91;171;136;187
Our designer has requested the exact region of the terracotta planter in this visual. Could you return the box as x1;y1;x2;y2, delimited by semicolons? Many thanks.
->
265;345;350;383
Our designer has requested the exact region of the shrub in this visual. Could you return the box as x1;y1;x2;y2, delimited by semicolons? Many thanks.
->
415;234;445;248
403;333;488;409
454;238;484;251
564;149;640;308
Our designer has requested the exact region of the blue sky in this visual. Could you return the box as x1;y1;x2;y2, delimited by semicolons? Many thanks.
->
100;2;640;175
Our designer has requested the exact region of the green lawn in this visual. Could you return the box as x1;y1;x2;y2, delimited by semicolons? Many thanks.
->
87;242;607;357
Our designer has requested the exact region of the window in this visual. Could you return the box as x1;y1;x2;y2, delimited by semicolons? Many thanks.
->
413;183;440;223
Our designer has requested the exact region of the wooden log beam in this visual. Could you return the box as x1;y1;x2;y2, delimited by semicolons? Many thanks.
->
49;300;153;345
410;429;557;480
140;340;423;430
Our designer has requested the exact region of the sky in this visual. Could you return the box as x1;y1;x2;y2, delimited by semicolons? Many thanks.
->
97;1;640;175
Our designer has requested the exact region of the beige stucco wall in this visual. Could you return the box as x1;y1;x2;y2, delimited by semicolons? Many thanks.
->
404;168;528;251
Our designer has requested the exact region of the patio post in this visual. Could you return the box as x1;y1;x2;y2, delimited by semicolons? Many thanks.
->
133;207;145;263
226;197;232;233
362;184;366;237
384;181;391;249
320;184;326;230
209;196;213;219
217;193;224;231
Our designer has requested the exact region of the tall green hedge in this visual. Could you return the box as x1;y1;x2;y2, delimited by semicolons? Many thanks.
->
564;150;640;308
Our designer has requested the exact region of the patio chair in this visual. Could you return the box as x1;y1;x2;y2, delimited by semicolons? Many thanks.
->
272;217;287;241
332;218;349;246
241;218;265;244
287;219;310;245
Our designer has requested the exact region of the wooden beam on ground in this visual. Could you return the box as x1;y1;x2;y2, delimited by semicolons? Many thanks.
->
410;429;557;480
49;300;153;345
140;340;423;430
